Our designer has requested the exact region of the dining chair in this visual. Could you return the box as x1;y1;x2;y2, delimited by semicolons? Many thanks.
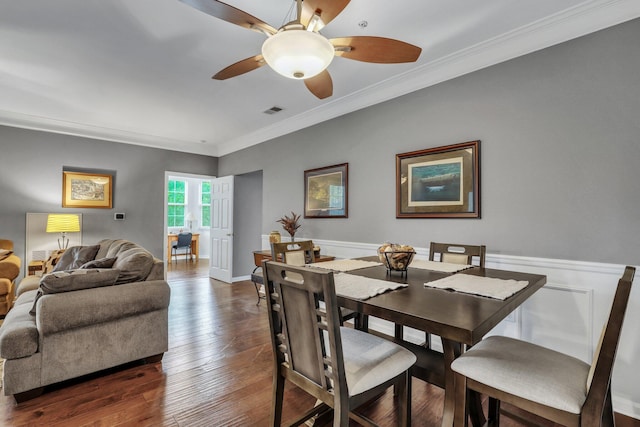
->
405;242;487;349
250;241;316;306
171;232;193;263
428;242;486;267
263;260;417;427
271;240;361;328
270;240;315;265
451;266;635;427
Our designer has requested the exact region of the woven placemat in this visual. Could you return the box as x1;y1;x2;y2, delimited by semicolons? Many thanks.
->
310;259;383;272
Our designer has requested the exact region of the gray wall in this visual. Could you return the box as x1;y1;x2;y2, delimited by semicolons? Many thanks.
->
0;126;218;268
219;18;640;266
233;170;263;276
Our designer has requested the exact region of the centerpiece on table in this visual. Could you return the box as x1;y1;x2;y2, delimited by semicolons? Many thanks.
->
377;242;416;274
277;211;301;242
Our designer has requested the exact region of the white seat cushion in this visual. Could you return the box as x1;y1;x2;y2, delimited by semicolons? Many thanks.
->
339;327;416;396
451;335;590;414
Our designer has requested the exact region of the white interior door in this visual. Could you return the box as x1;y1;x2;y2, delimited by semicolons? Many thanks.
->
209;175;234;282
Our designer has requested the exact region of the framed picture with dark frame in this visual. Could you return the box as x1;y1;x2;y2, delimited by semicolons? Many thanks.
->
396;140;480;218
304;163;348;218
62;171;113;209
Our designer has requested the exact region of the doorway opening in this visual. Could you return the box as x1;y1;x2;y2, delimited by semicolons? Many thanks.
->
164;171;216;269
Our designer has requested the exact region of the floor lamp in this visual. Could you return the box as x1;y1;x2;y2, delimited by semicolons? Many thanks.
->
46;214;80;249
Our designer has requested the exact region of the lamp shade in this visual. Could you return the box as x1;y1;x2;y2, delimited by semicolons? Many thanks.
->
262;29;334;80
185;212;196;221
46;214;80;233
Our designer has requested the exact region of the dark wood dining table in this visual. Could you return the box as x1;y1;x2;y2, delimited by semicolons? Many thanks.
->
335;257;547;427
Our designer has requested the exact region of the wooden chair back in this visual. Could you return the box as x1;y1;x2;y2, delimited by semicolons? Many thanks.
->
271;240;314;266
271;240;360;327
582;266;634;424
429;242;486;267
263;261;348;419
0;239;13;251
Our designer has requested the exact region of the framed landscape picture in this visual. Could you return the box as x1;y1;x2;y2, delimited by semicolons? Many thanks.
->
396;141;480;218
304;163;348;218
62;171;113;208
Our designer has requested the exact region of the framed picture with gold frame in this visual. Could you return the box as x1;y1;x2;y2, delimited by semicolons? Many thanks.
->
304;163;348;218
62;171;113;208
396;140;480;218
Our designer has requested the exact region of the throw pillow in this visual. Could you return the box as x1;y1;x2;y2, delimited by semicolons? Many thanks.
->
43;249;67;274
51;245;100;272
112;248;154;284
29;268;120;315
79;257;117;269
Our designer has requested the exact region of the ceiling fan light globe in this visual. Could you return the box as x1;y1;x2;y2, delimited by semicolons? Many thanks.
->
262;30;334;80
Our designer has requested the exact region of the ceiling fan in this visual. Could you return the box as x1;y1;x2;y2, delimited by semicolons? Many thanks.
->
180;0;422;99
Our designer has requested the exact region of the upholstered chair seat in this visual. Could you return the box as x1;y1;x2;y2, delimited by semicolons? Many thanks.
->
339;327;417;397
451;335;590;413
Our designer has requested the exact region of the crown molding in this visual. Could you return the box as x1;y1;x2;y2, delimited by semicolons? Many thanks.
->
0;109;218;156
217;0;640;156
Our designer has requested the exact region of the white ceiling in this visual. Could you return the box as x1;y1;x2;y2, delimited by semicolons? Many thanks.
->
1;0;639;157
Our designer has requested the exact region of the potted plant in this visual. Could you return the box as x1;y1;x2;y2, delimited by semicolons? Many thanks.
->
277;211;301;241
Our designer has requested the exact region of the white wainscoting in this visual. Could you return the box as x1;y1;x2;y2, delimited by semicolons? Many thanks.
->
256;236;640;418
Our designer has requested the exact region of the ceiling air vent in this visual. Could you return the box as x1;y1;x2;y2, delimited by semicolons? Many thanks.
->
263;106;284;115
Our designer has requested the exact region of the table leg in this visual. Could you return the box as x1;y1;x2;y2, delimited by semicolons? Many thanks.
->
441;338;462;427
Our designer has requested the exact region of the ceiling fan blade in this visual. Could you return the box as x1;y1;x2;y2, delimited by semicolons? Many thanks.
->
300;0;350;30
180;0;276;35
331;36;422;63
213;55;265;80
304;70;333;99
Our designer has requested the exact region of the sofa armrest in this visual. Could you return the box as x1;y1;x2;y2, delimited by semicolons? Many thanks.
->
17;274;41;297
36;280;170;336
0;254;21;281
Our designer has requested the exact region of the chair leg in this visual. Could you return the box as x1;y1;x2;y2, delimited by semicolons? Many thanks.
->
487;396;500;427
270;372;285;427
253;282;263;305
453;372;468;427
350;313;368;331
424;332;432;349
333;396;349;427
397;372;411;427
395;323;404;340
353;313;362;330
469;390;487;427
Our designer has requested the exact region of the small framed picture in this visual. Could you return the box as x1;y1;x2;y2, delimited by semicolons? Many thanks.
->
304;163;348;218
396;141;480;218
62;171;113;209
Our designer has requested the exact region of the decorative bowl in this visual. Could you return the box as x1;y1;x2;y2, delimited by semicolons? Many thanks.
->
377;243;416;272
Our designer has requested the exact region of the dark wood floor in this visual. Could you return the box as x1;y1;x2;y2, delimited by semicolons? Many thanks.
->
1;262;638;426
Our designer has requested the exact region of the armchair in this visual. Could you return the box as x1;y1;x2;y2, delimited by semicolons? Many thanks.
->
0;239;20;315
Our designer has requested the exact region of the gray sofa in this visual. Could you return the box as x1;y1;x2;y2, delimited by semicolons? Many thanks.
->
0;239;171;401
